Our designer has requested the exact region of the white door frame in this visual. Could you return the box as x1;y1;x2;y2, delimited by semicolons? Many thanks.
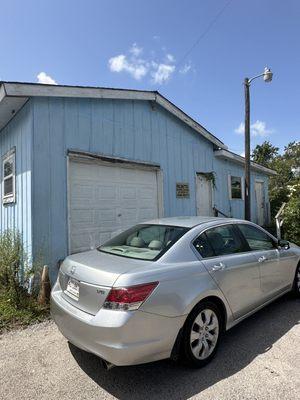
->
66;151;164;254
195;172;214;216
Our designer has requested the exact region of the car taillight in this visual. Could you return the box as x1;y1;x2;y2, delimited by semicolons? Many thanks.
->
103;282;159;311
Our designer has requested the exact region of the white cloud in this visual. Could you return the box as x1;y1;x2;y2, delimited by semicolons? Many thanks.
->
37;72;57;85
151;64;175;84
108;54;148;80
235;120;273;137
166;53;175;63
240;151;245;157
179;63;192;74
108;43;176;84
129;43;143;57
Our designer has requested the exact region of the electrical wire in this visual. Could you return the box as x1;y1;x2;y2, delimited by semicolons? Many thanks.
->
177;0;234;68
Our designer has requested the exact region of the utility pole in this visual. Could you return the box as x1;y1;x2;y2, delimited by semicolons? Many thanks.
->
242;67;273;222
244;78;251;221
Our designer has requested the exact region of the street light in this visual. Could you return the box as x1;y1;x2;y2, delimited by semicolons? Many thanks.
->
244;67;273;221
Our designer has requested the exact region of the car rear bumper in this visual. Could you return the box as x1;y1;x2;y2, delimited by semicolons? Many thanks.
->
51;283;186;366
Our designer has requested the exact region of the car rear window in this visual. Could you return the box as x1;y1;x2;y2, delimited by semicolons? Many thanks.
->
98;224;189;261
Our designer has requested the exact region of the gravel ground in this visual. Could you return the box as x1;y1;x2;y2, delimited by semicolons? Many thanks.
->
1;295;299;400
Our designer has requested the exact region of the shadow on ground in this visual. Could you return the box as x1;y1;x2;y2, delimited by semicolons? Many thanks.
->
69;295;300;400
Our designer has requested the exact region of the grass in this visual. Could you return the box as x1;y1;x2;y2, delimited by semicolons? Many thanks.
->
0;289;50;334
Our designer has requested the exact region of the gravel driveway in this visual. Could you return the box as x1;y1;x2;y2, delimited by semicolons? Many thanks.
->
1;295;299;400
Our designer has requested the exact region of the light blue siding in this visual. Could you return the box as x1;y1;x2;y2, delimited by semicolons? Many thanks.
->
0;94;273;282
31;97;216;279
0;95;265;281
213;157;269;223
0;101;32;267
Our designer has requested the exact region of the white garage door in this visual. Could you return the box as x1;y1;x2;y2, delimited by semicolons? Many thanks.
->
69;158;161;254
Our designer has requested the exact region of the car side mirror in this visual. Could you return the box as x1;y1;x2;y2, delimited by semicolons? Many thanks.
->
278;239;290;250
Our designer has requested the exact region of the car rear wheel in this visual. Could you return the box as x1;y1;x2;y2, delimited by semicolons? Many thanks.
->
292;263;300;298
180;300;222;368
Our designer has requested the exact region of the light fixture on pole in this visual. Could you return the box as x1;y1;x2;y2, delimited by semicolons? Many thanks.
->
244;67;273;221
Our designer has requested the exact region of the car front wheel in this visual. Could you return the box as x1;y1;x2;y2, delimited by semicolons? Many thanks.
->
292;263;300;298
180;301;222;368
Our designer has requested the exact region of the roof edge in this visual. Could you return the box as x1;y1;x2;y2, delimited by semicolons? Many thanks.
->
214;149;277;176
0;81;227;149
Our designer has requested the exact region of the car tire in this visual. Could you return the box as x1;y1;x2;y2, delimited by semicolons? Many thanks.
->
180;300;223;368
292;263;300;298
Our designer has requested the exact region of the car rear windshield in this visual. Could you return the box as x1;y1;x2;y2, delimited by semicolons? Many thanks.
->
98;224;189;261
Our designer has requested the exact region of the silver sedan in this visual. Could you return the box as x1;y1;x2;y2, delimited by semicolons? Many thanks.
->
51;217;300;368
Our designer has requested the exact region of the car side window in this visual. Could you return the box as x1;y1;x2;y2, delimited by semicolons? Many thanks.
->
194;224;245;258
193;233;215;258
237;224;276;251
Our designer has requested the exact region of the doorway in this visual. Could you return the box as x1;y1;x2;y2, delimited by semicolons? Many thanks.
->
255;180;265;226
196;173;213;216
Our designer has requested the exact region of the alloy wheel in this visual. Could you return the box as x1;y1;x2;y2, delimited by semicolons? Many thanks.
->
190;308;219;360
296;267;300;293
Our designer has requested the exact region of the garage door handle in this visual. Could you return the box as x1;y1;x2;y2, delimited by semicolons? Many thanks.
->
212;262;225;271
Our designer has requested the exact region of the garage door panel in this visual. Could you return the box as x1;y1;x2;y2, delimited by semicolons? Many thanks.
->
71;183;95;199
98;186;118;200
95;209;117;222
120;186;137;200
69;160;161;254
138;208;158;220
70;209;94;224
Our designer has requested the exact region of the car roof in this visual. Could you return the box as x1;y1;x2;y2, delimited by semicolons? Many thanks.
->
143;216;244;228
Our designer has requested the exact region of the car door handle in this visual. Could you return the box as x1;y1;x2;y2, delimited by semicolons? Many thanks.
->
211;262;226;271
258;256;267;263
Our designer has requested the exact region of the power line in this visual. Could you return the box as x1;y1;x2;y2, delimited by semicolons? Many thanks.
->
177;0;234;68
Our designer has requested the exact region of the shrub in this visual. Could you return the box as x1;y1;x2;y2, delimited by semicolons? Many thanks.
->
0;230;49;332
0;230;25;306
283;184;300;246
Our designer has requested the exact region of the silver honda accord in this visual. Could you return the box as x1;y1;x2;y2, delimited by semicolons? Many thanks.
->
51;217;300;368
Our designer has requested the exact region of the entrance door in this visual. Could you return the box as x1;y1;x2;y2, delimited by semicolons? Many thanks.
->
255;181;265;226
196;174;213;216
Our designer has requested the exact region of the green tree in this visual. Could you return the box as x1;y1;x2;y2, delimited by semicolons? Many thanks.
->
252;141;300;244
251;141;279;166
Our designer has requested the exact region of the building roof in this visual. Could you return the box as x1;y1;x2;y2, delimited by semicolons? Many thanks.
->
214;149;277;176
0;81;226;149
0;81;276;176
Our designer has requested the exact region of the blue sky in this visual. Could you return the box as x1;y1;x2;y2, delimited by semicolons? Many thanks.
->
0;0;299;154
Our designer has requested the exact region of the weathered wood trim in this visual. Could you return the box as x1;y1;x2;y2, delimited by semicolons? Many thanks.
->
215;149;277;176
1;82;227;149
3;82;156;101
67;149;161;170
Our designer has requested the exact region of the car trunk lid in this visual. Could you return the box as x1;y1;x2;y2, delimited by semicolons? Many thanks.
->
59;249;150;315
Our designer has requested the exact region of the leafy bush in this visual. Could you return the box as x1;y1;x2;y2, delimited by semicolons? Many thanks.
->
0;230;25;305
283;184;300;246
0;230;49;332
252;141;300;241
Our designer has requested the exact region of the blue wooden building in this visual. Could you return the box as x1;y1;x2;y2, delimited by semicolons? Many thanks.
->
0;82;275;280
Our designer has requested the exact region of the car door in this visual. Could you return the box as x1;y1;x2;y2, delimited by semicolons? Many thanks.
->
236;224;287;301
193;224;261;320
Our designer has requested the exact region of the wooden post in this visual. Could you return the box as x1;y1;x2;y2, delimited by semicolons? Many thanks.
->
244;78;251;221
38;265;51;305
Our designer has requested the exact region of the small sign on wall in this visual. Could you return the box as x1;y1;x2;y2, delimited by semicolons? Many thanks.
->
176;182;190;198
